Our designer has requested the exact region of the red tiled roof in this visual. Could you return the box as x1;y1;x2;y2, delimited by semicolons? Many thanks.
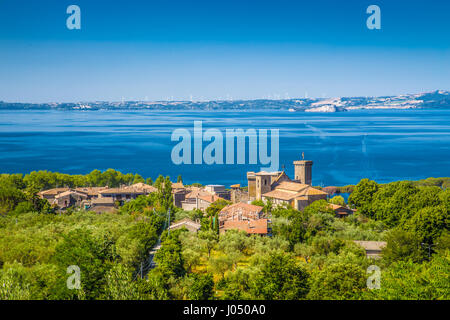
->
262;189;296;201
55;190;88;199
220;202;264;215
198;194;222;203
221;219;268;234
38;188;70;196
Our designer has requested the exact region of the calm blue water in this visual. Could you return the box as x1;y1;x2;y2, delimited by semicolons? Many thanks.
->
1;109;450;187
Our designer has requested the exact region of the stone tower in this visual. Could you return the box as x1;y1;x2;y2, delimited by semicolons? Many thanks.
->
293;158;313;185
255;172;273;201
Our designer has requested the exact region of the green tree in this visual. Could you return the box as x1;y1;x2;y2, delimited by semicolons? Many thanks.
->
348;179;379;216
0;186;26;215
133;174;145;184
307;262;366;300
253;252;309;300
154;236;185;277
208;255;233;280
329;195;345;206
155;176;173;211
198;229;218;258
382;229;425;264
404;205;448;245
186;273;214;300
102;263;143;299
0;264;32;300
365;252;450;300
52;228;115;299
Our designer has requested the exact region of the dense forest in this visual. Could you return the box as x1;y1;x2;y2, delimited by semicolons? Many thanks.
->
0;170;448;300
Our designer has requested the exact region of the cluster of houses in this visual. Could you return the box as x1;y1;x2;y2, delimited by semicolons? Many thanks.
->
38;156;385;257
38;183;158;213
38;157;354;232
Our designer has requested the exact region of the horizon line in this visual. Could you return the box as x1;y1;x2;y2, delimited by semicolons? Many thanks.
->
0;89;448;105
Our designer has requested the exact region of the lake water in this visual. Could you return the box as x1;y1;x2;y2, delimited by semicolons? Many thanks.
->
1;109;450;187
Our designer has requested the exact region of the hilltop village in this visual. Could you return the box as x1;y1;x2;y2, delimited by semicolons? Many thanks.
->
38;157;354;236
3;157;448;300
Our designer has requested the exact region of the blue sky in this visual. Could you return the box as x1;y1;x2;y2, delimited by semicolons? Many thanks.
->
0;0;449;102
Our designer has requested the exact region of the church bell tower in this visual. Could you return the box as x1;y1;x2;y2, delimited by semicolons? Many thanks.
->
293;152;313;185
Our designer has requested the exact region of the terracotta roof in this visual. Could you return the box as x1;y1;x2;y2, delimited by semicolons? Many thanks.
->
55;190;88;199
328;203;343;210
276;181;310;192
185;189;223;203
198;194;222;203
271;171;291;186
221;219;268;234
129;183;158;193
230;184;241;188
220;202;264;215
99;188;145;195
75;187;109;196
328;203;353;214
38;188;70;196
186;190;214;199
173;188;189;194
263;183;327;201
262;189;296;201
306;188;329;196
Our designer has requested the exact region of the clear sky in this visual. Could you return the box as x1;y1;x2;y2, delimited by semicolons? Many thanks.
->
0;0;449;102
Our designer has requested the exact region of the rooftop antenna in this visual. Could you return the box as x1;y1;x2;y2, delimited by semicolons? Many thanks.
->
302;152;305;160
281;164;286;172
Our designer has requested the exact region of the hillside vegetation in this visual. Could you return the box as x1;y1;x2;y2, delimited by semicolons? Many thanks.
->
0;171;448;300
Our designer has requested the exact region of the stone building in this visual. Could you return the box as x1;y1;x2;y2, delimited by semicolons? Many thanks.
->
328;203;354;218
204;184;230;200
262;181;327;211
353;241;387;259
97;183;157;202
246;156;327;211
247;171;290;201
181;190;223;211
38;183;157;210
218;203;269;235
230;184;249;203
53;190;88;209
293;160;313;185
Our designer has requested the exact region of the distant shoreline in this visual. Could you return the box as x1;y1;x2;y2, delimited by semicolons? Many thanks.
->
1;90;449;112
